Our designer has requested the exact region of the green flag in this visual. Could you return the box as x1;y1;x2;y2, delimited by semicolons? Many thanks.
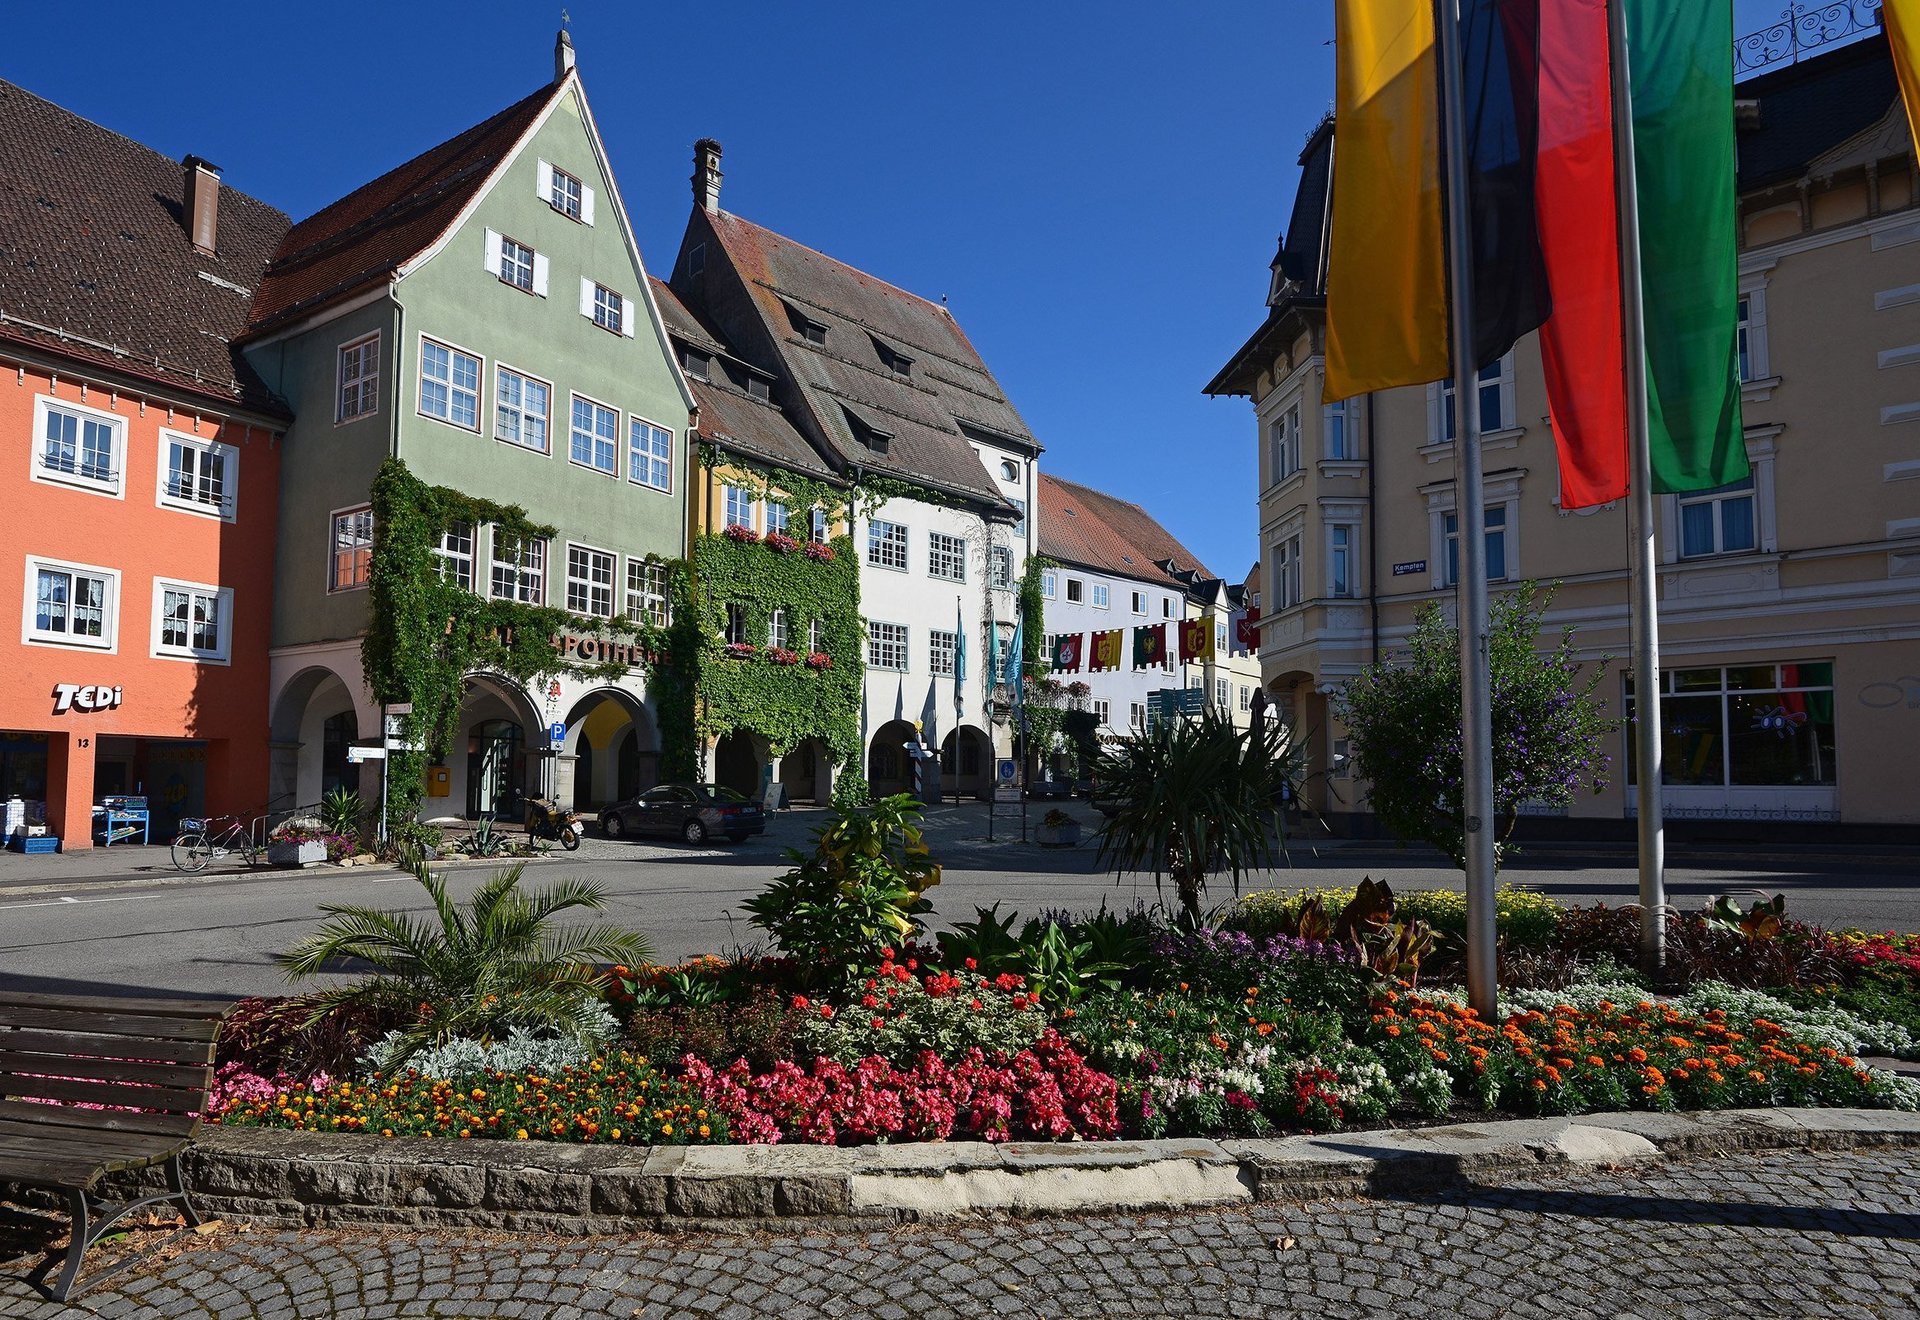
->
1626;0;1747;492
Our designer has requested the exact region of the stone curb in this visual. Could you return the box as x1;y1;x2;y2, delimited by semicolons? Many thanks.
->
16;1108;1911;1235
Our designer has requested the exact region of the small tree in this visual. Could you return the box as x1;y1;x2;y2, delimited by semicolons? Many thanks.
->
1335;581;1615;870
1094;708;1298;927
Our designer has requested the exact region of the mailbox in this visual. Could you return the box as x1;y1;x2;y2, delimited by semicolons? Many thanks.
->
426;766;451;798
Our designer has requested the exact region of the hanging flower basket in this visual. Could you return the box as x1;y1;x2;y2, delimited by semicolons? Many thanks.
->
806;651;834;670
804;541;837;561
768;647;803;666
764;531;799;554
722;524;758;544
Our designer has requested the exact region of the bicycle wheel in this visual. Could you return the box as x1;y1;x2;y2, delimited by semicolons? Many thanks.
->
171;833;211;872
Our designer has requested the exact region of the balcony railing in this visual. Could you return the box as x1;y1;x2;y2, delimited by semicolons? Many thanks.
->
1735;1;1883;79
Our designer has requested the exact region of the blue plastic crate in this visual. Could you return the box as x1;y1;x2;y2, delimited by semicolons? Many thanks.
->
10;835;60;854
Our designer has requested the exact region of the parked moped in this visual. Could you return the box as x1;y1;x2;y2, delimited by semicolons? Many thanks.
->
523;796;584;850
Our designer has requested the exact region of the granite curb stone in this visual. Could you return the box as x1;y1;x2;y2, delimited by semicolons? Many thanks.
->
9;1109;1913;1235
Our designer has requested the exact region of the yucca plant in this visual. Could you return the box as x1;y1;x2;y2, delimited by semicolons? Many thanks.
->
278;858;650;1062
1094;708;1300;928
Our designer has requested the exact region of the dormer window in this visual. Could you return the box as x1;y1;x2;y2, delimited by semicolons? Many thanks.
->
844;408;892;456
683;349;711;381
873;337;913;378
746;376;771;402
786;303;829;345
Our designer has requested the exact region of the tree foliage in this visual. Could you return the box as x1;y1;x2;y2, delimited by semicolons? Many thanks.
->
1093;708;1298;927
1335;581;1616;870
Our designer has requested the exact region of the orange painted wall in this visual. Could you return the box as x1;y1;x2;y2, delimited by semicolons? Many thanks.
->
0;363;279;848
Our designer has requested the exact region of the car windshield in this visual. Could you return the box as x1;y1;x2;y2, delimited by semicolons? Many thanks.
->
696;784;751;804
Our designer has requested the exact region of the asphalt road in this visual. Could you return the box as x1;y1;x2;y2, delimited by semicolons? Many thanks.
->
1;801;1916;1002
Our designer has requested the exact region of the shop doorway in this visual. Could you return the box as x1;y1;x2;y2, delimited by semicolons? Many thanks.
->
467;720;524;819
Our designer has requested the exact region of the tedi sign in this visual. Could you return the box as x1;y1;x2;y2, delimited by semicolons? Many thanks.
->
52;683;123;715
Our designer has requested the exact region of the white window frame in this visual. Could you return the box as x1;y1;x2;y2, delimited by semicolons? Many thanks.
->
434;520;476;592
1215;677;1230;711
565;543;616;619
868;620;909;671
1675;477;1760;560
1737;273;1772;389
626;558;669;627
867;519;908;572
1429;352;1517;442
418;335;482;432
31;395;126;499
1324;397;1350;460
1093;698;1111;728
765;502;791;536
490;531;548;605
582;280;635;337
1442;505;1512;587
927;531;967;582
1425;475;1524;591
568;393;620;477
150;577;232;664
929;628;957;677
809;507;831;544
336;332;381;424
1328;522;1356;598
808;618;826;653
494;363;552;454
1131;589;1147;615
989;546;1014;588
1660;433;1778;562
628;416;673;493
1130;701;1146;728
156;429;238;521
1041;570;1057;599
724;485;756;531
537;159;594;225
1090;583;1111;610
22;556;118;652
768;607;790;650
1066;577;1084;603
328;505;374;593
1272;532;1303;611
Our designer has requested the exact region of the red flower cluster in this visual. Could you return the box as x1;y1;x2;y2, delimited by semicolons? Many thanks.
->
805;652;833;670
1828;931;1920;981
804;541;837;561
764;531;799;554
722;523;758;544
767;647;802;666
679;1030;1119;1145
723;642;759;659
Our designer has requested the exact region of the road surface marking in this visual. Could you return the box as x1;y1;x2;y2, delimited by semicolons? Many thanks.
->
1;893;145;911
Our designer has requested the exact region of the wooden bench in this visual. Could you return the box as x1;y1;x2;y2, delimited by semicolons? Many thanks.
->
0;991;229;1301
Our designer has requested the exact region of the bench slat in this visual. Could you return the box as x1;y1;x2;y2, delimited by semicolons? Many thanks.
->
0;1122;181;1165
0;1099;199;1140
0;1027;216;1066
0;991;233;1018
0;1005;222;1042
0;1150;110;1189
0;1050;212;1090
0;1074;207;1114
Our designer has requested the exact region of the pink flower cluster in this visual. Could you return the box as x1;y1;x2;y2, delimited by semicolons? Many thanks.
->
679;1030;1120;1145
206;1063;332;1116
804;541;837;561
764;531;799;554
767;647;802;666
723;641;759;659
722;523;758;544
805;651;833;670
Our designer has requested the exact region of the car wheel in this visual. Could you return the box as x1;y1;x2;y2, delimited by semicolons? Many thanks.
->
682;818;708;845
602;812;624;840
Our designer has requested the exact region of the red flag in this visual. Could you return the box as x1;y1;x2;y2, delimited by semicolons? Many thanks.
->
1537;0;1629;508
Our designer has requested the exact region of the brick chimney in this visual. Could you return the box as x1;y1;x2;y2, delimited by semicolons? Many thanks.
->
693;139;723;213
555;27;575;81
182;156;221;256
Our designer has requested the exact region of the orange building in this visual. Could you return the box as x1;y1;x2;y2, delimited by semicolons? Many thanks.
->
0;82;290;848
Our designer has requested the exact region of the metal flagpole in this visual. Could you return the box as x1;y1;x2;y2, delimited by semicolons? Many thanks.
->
1435;0;1499;1020
1607;0;1666;977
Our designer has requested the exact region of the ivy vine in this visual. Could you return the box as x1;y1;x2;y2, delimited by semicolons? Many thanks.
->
362;457;675;834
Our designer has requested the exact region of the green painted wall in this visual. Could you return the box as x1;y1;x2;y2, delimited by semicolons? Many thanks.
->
394;85;688;578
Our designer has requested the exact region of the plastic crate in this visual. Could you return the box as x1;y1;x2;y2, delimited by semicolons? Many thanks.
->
9;835;60;854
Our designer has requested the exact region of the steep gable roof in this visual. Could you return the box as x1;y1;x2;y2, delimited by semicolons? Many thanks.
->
1037;473;1216;588
689;209;1032;509
650;276;836;481
1737;33;1903;192
0;79;290;413
244;81;559;335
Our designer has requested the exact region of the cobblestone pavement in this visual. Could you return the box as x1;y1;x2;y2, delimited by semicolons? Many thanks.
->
2;1147;1915;1318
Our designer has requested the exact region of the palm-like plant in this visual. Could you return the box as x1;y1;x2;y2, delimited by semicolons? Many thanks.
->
1094;708;1298;928
278;858;650;1062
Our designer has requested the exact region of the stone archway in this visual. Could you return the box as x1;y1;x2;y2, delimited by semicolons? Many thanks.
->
713;730;767;799
867;720;921;799
778;737;834;805
560;688;657;812
939;725;993;801
447;674;544;821
268;663;376;817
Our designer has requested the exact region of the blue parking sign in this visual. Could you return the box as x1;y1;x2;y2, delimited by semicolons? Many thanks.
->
549;722;567;743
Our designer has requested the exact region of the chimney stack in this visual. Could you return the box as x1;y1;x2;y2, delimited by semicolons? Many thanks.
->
182;156;221;256
693;139;723;213
554;27;575;81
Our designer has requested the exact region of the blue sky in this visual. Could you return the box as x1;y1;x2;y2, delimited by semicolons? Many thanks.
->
5;0;1800;582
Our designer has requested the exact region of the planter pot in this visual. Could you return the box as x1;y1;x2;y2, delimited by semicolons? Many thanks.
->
267;840;327;868
1035;822;1081;848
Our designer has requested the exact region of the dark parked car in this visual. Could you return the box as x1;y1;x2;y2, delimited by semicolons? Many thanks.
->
1024;777;1073;800
599;783;766;845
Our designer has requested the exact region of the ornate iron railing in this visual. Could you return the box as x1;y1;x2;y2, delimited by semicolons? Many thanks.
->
1735;1;1884;79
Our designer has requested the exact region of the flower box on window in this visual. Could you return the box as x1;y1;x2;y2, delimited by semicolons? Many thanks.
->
806;652;834;670
723;641;759;659
764;531;799;554
722;524;758;544
767;647;803;666
804;541;837;561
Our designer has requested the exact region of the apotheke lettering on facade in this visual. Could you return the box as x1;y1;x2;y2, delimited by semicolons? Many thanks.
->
551;633;651;669
51;685;124;715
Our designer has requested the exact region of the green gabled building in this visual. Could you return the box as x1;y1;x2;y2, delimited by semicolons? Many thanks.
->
241;31;693;822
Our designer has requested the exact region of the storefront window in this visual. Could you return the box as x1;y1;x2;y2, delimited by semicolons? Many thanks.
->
1625;662;1836;788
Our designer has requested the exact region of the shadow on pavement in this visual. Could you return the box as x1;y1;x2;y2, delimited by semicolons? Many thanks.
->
1393;1181;1920;1240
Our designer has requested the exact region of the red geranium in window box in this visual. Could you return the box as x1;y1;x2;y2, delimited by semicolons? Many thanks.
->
722;524;758;544
764;531;799;554
806;651;834;670
768;647;802;666
804;541;837;561
723;641;758;659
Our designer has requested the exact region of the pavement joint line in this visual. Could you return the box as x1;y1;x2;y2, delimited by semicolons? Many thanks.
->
63;1107;1917;1235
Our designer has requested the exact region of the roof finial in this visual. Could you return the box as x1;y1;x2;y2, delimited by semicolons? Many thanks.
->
554;22;576;81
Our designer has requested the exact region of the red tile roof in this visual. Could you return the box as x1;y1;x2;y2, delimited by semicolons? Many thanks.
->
244;82;558;335
0;79;290;412
1037;473;1216;586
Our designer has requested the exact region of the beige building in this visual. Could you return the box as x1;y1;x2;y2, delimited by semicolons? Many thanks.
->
1206;34;1920;835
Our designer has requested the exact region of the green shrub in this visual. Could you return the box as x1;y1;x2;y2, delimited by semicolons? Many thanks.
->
1234;884;1562;948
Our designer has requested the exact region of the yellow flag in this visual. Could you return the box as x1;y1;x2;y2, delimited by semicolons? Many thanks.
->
1093;630;1124;672
1888;1;1920;156
1325;0;1450;402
